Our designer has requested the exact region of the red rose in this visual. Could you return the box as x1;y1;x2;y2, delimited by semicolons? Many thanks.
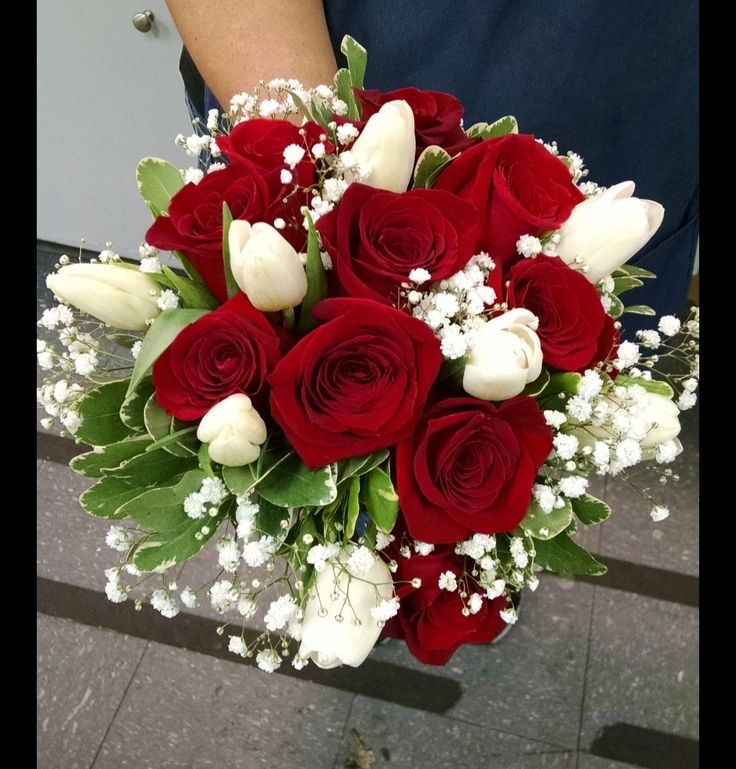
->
145;159;310;303
383;541;509;665
434;134;584;268
396;396;552;543
152;293;282;421
358;87;479;157
506;255;611;371
316;183;479;303
269;298;442;469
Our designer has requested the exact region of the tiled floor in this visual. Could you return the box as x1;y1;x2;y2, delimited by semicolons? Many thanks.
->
37;243;699;769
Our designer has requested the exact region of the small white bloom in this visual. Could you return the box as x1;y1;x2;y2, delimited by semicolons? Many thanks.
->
637;329;661;349
238;595;257;618
509;537;529;568
283;143;306;168
243;535;277;568
500;607;518;625
131;340;142;360
682;378;698;393
677;391;697;411
346;546;376;576
578;370;604;401
200;477;227;504
105;582;127;603
151;589;179;618
486;579;506;600
370;597;400;622
311;142;326;159
566;396;593;422
615;438;642;468
438;571;458;592
183;167;204;185
180;587;197;609
105;525;131;552
331;98;348;116
658;315;681;337
228;636;247;657
413;541;435;556
553;434;579;460
184;492;206;519
216;536;241;573
74;351;98;376
375;531;392;550
209;580;238;614
306;543;340;572
280;169;293;184
650;505;670;522
592;441;611;468
467;593;484;615
533;484;557;514
614;341;641;370
559;476;589;498
409;268;431;284
156;289;180;311
544;410;567;429
264;594;298;631
336;123;360;145
516;234;543;258
256;649;282;673
655;439;680;464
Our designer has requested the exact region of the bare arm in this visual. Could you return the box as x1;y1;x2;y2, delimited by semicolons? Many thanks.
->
166;0;338;108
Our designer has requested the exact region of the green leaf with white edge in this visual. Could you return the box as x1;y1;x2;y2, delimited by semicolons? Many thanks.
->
79;476;150;519
136;157;184;218
118;470;208;531
465;122;490;139
615;264;657;279
133;499;230;572
533;531;607;576
143;395;197;457
75;380;134;446
520;497;573;540
221;202;240;299
623;304;657;316
413;145;452;189
360;467;399;532
334;68;361;120
256;496;292;537
612;276;644;295
119;377;154;431
256;453;337;508
571;494;611;526
71;436;153;478
614;375;675;399
296;211;328;335
345;476;361;538
608;293;624;319
285;89;315;123
115;445;197;487
221;439;294;496
162;265;219;310
522;368;551;397
340;35;367;89
336;450;390;486
485;115;519;138
126;308;208;397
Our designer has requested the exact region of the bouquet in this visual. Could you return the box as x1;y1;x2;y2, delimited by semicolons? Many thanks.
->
37;37;699;673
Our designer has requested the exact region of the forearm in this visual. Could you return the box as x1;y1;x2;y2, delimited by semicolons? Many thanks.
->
166;0;338;108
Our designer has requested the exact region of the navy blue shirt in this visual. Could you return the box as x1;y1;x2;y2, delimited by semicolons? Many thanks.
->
199;0;698;330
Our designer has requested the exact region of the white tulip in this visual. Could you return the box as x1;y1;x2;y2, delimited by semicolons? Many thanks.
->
196;394;267;467
298;546;393;669
463;309;543;401
556;181;665;284
228;221;307;312
46;263;160;330
349;99;416;193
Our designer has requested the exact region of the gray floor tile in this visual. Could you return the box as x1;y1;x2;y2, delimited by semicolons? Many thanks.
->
576;755;640;769
368;575;595;749
93;642;353;769
579;589;699;750
37;614;147;769
335;697;575;768
596;406;699;576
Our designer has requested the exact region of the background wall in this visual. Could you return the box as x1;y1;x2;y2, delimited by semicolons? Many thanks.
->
37;1;189;257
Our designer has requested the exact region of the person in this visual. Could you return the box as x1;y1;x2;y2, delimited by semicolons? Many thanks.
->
166;0;698;328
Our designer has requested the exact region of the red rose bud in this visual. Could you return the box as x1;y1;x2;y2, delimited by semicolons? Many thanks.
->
396;396;552;543
382;542;509;665
269;298;442;468
506;255;612;372
434;133;584;268
152;293;282;420
316;183;479;304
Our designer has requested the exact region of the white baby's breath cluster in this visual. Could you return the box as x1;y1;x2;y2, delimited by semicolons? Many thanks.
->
406;252;497;359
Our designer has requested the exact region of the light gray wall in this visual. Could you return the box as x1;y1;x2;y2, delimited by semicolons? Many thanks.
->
38;1;191;257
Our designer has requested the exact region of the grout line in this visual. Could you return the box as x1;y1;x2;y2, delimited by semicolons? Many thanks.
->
88;640;149;769
574;585;597;769
330;694;356;769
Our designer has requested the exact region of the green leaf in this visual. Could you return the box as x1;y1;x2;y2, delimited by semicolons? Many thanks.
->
162;265;219;310
336;450;390;486
615;264;657;279
522;368;551;397
334;68;361;120
120;377;154;430
133;499;229;572
255;496;292;537
257;454;337;508
221;440;293;496
198;443;215;479
118;470;208;531
614;375;675;399
75;381;134;446
612;276;644;295
144;425;198;454
221;202;240;299
571;494;611;526
136;157;184;218
539;372;582;408
520;497;573;540
345;476;361;538
533;531;607;576
296;211;327;335
340;35;368;89
126;308;208;397
465;122;490;139
608;293;624;319
466;115;518;139
413;145;452;189
623;304;657;316
143;395;197;457
285;89;315;123
79;476;149;519
115;446;197;487
437;355;467;389
71;436;153;478
360;467;399;532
